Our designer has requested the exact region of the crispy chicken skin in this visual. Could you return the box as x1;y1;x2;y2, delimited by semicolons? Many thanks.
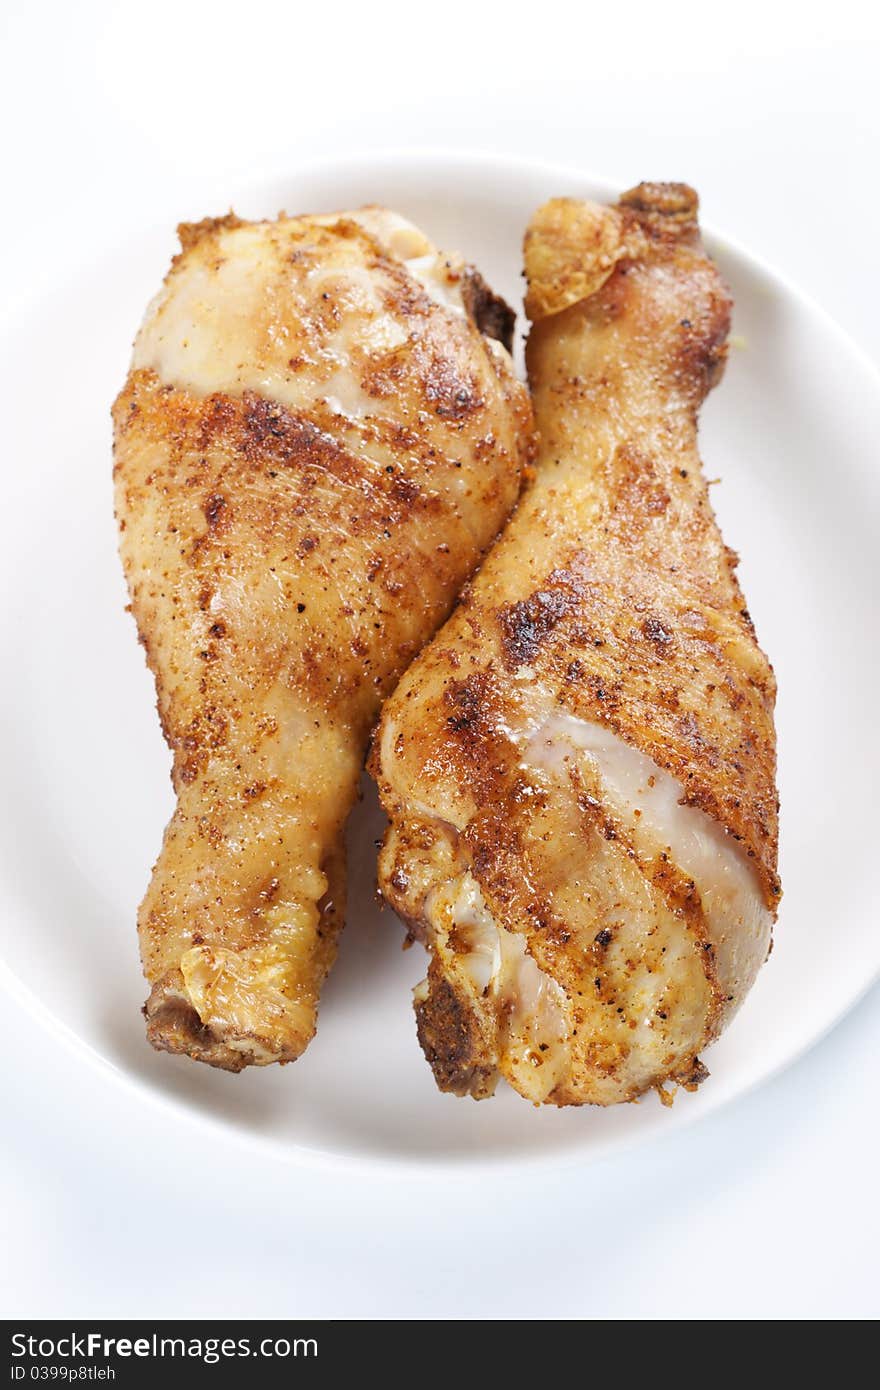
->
372;184;780;1106
113;207;532;1070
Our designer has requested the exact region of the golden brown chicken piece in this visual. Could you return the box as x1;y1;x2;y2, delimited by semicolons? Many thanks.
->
373;184;780;1106
113;206;532;1070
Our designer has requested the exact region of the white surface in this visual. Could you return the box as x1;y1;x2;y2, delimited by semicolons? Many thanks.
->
2;0;879;1320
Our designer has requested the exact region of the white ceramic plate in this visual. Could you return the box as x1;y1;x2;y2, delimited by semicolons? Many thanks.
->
1;153;878;1174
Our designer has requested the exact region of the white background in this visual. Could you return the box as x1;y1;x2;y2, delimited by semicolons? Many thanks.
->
2;0;878;1320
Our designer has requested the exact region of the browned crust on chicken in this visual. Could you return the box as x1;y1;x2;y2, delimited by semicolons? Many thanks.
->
415;965;498;1099
115;373;523;748
373;183;780;1106
461;269;516;352
114;210;533;1069
144;976;249;1071
520;190;778;903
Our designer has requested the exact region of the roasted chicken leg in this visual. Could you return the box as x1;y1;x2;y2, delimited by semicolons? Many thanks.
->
373;184;780;1105
113;207;532;1070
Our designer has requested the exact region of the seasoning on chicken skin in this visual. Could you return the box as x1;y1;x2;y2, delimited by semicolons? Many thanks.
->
373;184;780;1105
113;207;533;1070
